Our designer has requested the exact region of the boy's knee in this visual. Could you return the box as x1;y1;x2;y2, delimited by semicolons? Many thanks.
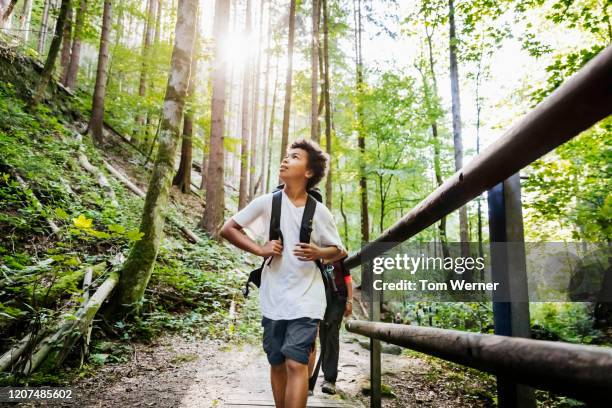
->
285;358;307;372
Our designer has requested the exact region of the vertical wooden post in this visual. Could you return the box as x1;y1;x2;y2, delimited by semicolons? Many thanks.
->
487;173;535;408
370;260;381;408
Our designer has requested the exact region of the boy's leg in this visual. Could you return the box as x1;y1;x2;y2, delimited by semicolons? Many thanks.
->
271;361;287;407
262;317;289;407
285;358;309;408
280;317;319;407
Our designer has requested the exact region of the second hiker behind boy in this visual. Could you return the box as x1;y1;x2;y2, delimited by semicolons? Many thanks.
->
220;138;347;408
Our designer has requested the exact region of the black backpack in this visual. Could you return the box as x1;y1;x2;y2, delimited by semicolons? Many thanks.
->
241;185;336;391
242;185;335;301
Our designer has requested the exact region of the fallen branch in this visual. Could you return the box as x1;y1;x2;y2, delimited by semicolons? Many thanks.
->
10;170;60;234
103;160;201;243
0;333;32;372
78;153;119;207
22;270;120;374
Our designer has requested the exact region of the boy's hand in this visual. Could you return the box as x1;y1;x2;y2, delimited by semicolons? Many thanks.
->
293;243;322;261
259;240;283;257
344;301;353;317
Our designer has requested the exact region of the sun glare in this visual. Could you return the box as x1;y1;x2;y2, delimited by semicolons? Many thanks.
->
221;33;258;65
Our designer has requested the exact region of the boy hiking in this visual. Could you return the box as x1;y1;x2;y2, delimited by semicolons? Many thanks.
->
220;138;347;408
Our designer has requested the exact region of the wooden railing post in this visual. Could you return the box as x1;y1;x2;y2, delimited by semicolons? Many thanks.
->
369;259;382;408
487;173;535;408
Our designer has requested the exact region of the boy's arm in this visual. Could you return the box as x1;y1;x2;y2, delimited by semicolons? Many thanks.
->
220;219;282;257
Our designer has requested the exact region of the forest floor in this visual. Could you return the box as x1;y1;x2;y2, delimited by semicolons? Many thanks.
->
11;287;498;408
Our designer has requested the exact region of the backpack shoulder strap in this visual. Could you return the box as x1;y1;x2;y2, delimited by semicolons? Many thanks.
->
299;194;317;244
269;190;282;241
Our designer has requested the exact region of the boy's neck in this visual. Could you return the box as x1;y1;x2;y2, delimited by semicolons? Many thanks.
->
282;182;307;201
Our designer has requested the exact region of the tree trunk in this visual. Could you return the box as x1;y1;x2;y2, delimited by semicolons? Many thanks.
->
279;0;296;166
354;0;370;295
0;0;18;29
64;0;87;90
310;0;320;142
19;0;33;42
154;0;162;44
172;24;199;194
108;0;198;316
422;21;450;259
266;60;279;194
238;0;252;210
249;0;264;199
136;0;158;147
448;0;469;257
37;0;51;54
30;0;71;107
87;0;112;145
201;0;230;237
260;0;271;193
60;2;73;85
323;0;332;208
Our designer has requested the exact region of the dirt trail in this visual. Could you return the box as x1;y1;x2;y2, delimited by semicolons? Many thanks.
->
12;288;494;407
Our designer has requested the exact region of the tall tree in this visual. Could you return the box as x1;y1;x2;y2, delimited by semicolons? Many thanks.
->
260;0;272;193
249;0;264;199
37;0;51;54
18;0;33;42
448;0;469;257
136;0;158;147
238;0;252;210
201;0;230;237
416;2;450;258
0;0;18;29
279;0;296;165
108;0;198;315
30;0;71;107
60;2;73;84
172;19;199;194
87;0;113;145
266;60;279;193
311;0;320;142
354;0;368;240
322;0;332;208
64;0;87;90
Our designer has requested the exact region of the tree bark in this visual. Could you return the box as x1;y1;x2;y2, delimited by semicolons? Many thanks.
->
201;0;230;238
448;0;469;257
37;0;51;54
60;1;73;85
154;0;162;44
260;0;271;193
136;0;158;148
310;0;320;142
64;0;87;90
266;60;279;194
172;23;199;194
1;0;19;29
30;0;71;107
238;0;252;210
279;0;296;166
87;0;112;146
108;0;198;316
249;0;264;199
19;0;33;42
422;20;450;259
354;0;370;295
323;0;332;208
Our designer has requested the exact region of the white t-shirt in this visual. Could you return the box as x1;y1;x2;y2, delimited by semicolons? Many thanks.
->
232;190;346;320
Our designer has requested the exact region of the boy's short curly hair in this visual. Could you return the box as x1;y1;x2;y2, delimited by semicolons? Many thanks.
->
288;138;329;189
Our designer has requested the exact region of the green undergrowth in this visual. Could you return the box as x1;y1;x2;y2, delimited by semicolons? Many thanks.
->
0;66;258;385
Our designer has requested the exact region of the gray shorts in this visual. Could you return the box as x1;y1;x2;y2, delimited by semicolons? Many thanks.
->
261;316;320;365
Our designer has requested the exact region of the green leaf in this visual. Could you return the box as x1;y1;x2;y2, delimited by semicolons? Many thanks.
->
54;208;69;220
126;229;144;242
108;224;126;234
